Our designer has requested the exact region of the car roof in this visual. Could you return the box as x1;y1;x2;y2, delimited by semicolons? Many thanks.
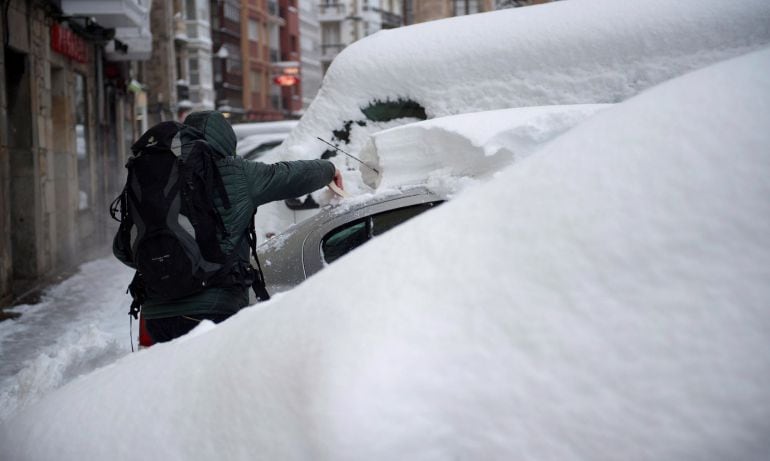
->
231;121;298;140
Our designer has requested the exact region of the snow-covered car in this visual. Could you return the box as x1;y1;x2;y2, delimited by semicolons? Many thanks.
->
257;186;446;294
236;132;288;161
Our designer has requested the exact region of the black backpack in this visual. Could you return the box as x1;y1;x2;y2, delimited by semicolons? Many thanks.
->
110;121;269;318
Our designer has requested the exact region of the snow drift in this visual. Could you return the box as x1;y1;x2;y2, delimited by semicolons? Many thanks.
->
1;42;769;461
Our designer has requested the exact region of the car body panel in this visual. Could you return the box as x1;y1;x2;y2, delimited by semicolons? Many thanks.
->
257;187;445;294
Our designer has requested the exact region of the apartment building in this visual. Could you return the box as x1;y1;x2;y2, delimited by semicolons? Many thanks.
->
298;0;323;109
212;0;289;121
175;0;216;117
409;0;555;25
211;0;248;120
318;0;404;73
277;0;302;116
411;0;494;23
241;0;273;120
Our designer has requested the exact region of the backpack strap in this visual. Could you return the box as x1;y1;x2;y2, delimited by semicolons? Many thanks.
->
248;213;270;302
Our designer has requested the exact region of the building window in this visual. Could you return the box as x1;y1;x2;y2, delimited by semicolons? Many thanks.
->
321;22;340;45
186;0;196;19
270;94;282;111
250;70;262;92
75;73;90;210
248;19;258;41
267;0;279;17
199;55;212;88
189;58;199;85
224;1;240;21
453;0;480;15
301;35;313;52
226;57;242;74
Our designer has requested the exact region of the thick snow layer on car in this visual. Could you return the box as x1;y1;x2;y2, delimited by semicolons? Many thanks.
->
277;0;770;167
357;104;610;189
1;41;768;461
253;104;609;239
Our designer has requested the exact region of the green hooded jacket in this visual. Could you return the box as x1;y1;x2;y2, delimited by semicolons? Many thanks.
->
114;111;335;319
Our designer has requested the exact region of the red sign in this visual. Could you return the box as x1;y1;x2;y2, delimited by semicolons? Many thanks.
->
274;75;300;87
51;24;88;63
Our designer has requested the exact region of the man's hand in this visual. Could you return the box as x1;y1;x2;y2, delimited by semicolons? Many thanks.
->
328;169;347;197
333;168;343;189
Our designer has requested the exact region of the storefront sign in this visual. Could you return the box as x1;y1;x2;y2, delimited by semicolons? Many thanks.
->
274;75;300;87
51;24;88;63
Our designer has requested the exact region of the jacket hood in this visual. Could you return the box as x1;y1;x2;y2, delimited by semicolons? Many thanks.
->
183;110;237;157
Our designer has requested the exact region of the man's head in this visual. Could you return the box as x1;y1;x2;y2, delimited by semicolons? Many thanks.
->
183;110;237;157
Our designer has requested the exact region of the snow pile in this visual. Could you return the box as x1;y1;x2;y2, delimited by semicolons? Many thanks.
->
278;0;770;167
1;43;769;460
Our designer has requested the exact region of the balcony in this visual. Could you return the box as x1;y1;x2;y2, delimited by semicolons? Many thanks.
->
104;24;152;60
177;80;190;101
319;3;346;21
320;43;345;62
174;13;189;43
61;0;148;28
380;10;402;29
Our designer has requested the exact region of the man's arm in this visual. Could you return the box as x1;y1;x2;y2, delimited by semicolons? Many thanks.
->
244;159;337;207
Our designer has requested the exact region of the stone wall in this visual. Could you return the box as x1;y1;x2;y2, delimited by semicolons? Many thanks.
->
0;0;130;305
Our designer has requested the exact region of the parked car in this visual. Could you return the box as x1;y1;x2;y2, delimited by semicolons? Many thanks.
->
231;120;298;141
257;186;447;294
236;132;288;161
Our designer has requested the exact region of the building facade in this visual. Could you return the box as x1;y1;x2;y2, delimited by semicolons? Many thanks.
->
298;0;322;109
411;0;494;23
0;0;151;306
409;0;555;25
175;0;216;118
278;0;302;116
211;0;247;120
319;0;403;73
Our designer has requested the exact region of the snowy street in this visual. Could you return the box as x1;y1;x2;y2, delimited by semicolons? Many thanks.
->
0;258;134;421
1;0;770;460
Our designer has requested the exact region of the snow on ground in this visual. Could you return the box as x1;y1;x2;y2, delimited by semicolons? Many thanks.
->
1;42;768;461
0;258;134;422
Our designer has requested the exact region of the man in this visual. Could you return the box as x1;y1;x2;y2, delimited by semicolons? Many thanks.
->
114;110;342;343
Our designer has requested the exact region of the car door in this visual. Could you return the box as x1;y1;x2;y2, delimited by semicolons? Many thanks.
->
301;192;444;277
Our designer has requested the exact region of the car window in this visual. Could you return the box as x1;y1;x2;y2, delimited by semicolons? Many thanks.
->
243;141;283;161
320;201;442;264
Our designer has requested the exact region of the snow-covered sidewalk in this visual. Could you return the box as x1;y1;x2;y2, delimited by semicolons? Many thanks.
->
0;258;134;421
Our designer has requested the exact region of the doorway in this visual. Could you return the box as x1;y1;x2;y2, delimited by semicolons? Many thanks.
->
5;46;37;281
